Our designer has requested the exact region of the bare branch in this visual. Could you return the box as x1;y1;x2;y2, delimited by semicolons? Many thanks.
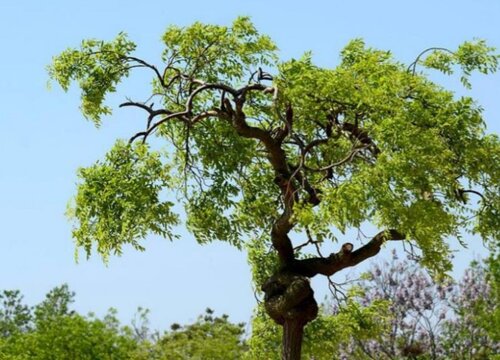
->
128;83;240;143
304;145;368;172
124;56;167;87
191;110;219;125
327;276;348;303
459;189;485;201
293;227;323;254
120;101;174;134
407;47;455;75
257;67;274;81
119;101;171;118
275;104;293;143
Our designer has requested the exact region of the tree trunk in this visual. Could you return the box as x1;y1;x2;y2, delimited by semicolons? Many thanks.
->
262;272;318;360
282;319;305;360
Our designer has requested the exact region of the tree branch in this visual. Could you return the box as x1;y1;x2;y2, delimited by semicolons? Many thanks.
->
230;97;297;265
407;47;455;75
124;56;167;88
290;230;406;277
128;82;240;143
123;74;296;265
303;145;368;172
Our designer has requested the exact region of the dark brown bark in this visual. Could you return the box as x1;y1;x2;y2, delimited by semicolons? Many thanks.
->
289;229;405;277
262;272;318;359
230;102;297;266
282;319;305;360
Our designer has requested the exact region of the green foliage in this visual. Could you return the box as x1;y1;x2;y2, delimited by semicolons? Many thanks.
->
183;118;257;247
0;291;31;338
16;313;138;360
157;17;278;247
244;305;281;360
33;284;74;327
275;39;500;273
1;266;497;359
160;16;277;85
0;286;250;360
48;32;136;125
0;285;139;360
484;253;500;343
51;18;500;273
156;308;247;359
68;140;179;260
441;257;500;359
246;235;280;289
49;22;500;359
422;39;499;88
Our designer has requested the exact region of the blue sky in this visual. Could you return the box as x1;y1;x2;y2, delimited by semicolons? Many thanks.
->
1;0;499;331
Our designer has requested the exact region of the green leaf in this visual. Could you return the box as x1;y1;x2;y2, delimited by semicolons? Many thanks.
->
68;141;179;260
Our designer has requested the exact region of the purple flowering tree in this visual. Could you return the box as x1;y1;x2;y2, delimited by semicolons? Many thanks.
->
339;251;498;360
441;261;499;359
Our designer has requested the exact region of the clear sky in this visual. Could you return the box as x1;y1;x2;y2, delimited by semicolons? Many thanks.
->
1;0;499;331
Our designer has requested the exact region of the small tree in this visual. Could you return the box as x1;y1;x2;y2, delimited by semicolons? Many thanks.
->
155;308;246;359
49;17;500;359
0;285;140;360
442;260;500;359
0;290;32;338
338;254;499;360
343;251;452;359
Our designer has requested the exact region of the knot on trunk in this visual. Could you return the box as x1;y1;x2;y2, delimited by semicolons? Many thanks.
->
261;272;318;326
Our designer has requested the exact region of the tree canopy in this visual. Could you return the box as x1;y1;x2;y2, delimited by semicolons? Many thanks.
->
49;17;500;359
0;286;246;360
0;285;139;359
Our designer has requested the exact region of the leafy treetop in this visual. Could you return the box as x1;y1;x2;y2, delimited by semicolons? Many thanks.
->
49;17;499;282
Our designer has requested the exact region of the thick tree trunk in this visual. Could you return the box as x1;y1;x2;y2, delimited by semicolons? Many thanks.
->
282;319;305;360
262;272;318;360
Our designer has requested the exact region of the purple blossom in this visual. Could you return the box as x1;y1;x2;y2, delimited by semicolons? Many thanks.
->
340;254;498;359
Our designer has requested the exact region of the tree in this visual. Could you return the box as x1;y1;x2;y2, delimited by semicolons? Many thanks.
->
154;308;247;359
441;260;500;359
339;252;499;359
339;251;450;359
0;286;247;359
245;290;390;360
49;17;500;359
0;290;32;338
0;285;140;360
481;252;500;345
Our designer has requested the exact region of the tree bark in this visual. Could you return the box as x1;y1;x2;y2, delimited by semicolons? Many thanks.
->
282;319;305;360
262;272;318;360
289;230;405;277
